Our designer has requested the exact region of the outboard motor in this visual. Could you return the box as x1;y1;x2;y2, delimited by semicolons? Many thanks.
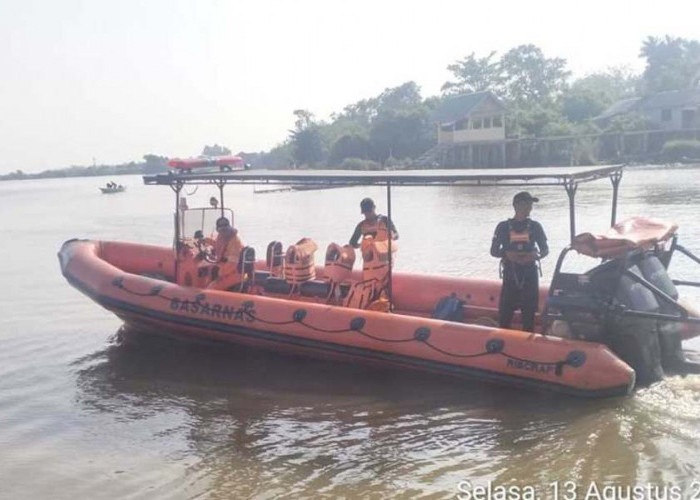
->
547;218;700;386
546;251;670;386
636;255;690;372
600;262;664;386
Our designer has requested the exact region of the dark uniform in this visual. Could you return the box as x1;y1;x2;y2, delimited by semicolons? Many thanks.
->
490;218;548;332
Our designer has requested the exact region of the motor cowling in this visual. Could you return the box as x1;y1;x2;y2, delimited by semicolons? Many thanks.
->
547;253;673;386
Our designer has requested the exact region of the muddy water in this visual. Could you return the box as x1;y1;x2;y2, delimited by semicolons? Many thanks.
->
1;167;700;499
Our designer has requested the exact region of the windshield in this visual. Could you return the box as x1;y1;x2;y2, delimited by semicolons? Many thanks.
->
178;207;234;241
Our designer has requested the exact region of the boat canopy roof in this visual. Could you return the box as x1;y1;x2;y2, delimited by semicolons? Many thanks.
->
144;165;623;187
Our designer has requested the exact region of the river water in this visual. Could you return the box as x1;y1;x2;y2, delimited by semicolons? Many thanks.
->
1;167;700;499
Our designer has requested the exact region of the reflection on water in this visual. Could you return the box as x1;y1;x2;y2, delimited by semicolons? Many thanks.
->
2;167;700;498
70;327;700;498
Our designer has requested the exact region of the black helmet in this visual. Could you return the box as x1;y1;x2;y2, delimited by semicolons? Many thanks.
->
215;217;230;229
360;197;375;213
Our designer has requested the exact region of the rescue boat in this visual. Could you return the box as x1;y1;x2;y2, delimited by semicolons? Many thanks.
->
167;155;244;171
58;166;700;397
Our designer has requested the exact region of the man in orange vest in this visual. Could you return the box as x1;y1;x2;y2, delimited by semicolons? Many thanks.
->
490;192;549;332
349;198;398;248
214;216;243;263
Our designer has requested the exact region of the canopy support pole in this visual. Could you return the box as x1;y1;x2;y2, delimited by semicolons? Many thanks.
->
217;180;226;218
564;180;578;244
610;170;623;227
171;181;184;280
386;181;394;310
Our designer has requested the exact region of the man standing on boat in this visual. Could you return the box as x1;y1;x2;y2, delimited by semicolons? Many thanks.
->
349;198;399;248
491;192;549;332
349;198;399;306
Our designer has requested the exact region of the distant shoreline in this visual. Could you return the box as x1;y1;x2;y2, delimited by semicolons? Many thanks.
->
0;164;168;182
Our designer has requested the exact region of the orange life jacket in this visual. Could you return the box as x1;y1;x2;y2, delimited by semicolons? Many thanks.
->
343;280;376;310
284;238;318;285
324;243;356;284
215;229;243;263
361;235;397;295
359;215;392;242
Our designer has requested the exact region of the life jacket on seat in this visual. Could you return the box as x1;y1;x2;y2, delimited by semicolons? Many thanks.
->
266;241;285;277
323;243;356;304
324;243;356;283
361;234;397;299
284;238;318;287
207;246;256;292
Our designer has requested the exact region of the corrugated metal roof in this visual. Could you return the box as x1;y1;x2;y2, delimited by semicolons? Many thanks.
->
595;88;700;121
639;88;700;110
594;98;641;121
430;91;505;124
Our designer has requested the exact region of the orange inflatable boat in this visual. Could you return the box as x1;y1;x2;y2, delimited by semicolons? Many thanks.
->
59;238;635;397
58;166;700;397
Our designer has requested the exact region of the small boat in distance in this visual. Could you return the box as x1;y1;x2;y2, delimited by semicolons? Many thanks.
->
100;182;126;194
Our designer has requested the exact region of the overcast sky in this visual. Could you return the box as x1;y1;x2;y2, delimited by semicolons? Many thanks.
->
1;0;698;173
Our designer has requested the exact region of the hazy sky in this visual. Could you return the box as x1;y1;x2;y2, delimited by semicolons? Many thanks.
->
1;0;698;173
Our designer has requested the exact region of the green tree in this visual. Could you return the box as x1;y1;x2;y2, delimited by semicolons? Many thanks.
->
369;108;431;163
561;89;604;123
640;35;700;93
499;44;570;106
375;81;423;113
442;51;500;95
329;133;371;165
202;144;232;156
561;67;640;122
289;110;325;166
142;154;168;174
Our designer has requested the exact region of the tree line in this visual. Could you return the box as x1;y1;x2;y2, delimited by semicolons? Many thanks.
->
245;35;700;169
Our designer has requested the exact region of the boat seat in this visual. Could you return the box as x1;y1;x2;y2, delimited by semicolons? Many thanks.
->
266;241;284;277
263;277;293;295
254;270;271;286
299;280;332;298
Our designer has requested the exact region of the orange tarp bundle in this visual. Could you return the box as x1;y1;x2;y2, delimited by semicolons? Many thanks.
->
572;217;678;259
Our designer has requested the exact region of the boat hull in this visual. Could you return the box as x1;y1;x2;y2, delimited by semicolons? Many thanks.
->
58;239;636;398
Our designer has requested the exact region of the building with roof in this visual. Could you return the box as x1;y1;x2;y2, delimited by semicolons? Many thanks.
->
595;88;700;131
420;91;507;167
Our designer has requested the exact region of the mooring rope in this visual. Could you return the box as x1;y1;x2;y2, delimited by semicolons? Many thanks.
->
112;277;585;374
